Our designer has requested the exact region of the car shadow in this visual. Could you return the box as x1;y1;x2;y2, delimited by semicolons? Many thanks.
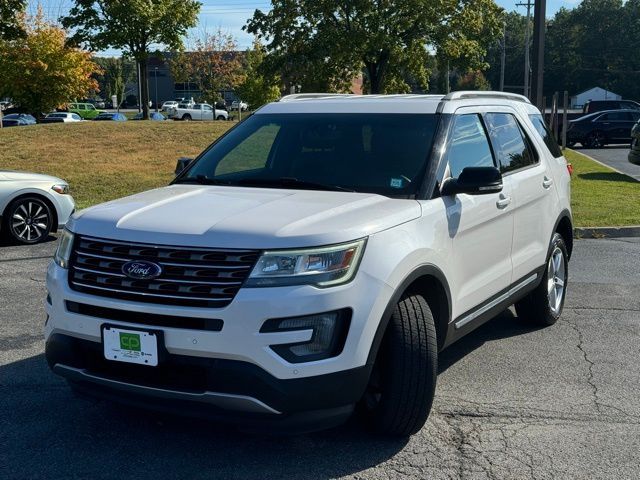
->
438;309;543;374
0;234;57;247
2;354;408;479
577;171;638;183
4;311;542;478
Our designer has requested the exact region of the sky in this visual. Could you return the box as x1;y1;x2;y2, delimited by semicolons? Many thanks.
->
28;0;583;55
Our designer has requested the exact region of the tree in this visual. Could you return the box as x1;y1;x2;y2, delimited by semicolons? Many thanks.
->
245;0;504;94
455;70;491;91
484;12;528;92
235;41;281;109
0;9;101;117
0;0;26;40
61;0;200;118
169;29;243;105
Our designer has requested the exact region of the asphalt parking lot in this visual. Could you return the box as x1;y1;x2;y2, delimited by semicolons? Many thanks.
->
1;236;639;480
580;146;640;181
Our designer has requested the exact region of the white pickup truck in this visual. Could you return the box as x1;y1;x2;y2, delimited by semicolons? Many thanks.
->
166;102;228;121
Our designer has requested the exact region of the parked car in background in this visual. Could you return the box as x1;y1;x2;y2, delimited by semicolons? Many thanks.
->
0;170;75;244
42;112;83;123
3;113;37;125
231;100;249;111
132;112;166;121
68;102;104;120
1;118;27;128
567;109;640;148
583;99;640;115
166;102;229;121
629;120;640;165
93;112;128;122
0;101;13;111
161;101;179;112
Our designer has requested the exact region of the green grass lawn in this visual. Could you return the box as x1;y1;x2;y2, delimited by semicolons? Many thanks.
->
0;121;233;209
565;149;640;227
0;122;637;227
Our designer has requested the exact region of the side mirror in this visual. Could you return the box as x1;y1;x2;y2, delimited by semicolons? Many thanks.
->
441;166;503;196
175;157;194;175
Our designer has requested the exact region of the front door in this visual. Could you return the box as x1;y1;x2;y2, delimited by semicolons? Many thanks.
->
443;110;515;319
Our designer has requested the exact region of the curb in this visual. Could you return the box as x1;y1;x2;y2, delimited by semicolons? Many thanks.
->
575;226;640;239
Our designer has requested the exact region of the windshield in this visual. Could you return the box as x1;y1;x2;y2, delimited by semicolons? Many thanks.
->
177;113;439;197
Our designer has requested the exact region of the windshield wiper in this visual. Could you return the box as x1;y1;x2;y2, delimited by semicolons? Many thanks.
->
235;177;355;192
173;175;231;186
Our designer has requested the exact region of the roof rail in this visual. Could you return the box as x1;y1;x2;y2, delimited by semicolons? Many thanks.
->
441;91;531;104
279;93;356;102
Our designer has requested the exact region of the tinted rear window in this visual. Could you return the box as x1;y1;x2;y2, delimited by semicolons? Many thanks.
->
529;114;563;158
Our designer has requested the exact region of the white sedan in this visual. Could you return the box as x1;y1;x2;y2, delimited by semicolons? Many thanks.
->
0;171;75;244
43;112;83;123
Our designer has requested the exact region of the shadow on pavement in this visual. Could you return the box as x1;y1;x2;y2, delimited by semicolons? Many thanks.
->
3;311;541;478
438;310;542;374
2;354;408;479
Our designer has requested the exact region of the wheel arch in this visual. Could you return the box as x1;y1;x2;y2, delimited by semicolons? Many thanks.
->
1;190;59;233
366;265;452;365
553;210;573;259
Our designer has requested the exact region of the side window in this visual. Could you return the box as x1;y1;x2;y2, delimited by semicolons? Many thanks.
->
78;104;86;111
446;114;495;178
215;124;281;176
72;114;81;120
529;114;563;158
601;112;630;121
485;113;537;174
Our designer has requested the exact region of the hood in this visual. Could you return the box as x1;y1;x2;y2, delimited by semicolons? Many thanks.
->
68;185;421;249
0;170;65;183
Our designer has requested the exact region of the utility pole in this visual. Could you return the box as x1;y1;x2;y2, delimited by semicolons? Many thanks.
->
499;22;506;91
517;0;534;98
531;0;547;109
154;66;159;113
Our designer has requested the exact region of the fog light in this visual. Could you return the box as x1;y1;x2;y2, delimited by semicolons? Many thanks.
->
260;309;351;363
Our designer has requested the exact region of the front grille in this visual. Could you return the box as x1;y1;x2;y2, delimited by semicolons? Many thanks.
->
68;235;260;308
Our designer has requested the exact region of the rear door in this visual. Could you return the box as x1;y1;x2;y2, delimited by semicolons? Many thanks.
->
444;109;514;317
485;111;555;282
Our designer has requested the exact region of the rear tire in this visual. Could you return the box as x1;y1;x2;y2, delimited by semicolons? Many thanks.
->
584;131;605;148
515;233;569;326
361;294;437;436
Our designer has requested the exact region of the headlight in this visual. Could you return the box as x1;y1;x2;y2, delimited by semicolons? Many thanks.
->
246;239;366;287
54;229;74;268
51;184;69;194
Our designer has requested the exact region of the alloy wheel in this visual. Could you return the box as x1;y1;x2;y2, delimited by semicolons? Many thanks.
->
10;199;50;243
547;246;566;315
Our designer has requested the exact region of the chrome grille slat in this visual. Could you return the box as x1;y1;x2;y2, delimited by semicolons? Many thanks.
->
71;282;234;302
68;235;260;308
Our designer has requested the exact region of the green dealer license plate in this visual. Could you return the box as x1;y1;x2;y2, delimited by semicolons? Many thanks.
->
102;326;159;366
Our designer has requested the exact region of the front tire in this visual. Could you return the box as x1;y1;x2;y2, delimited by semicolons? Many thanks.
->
2;196;53;244
216;115;225;121
515;233;569;326
182;114;191;121
361;294;437;436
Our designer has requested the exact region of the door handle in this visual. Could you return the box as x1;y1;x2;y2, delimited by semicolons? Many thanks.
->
496;194;511;209
543;176;554;189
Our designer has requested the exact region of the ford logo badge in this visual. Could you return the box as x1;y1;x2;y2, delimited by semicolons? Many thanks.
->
122;260;162;280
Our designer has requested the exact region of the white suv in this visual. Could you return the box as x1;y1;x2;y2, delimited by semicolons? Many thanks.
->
45;92;573;436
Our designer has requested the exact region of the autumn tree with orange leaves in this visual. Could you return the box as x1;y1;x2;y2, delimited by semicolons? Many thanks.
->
0;9;101;118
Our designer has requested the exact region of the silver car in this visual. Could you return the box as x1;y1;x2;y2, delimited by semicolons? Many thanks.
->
0;171;75;244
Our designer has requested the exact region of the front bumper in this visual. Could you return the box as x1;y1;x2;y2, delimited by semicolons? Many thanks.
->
629;137;640;165
46;333;369;432
45;260;393;423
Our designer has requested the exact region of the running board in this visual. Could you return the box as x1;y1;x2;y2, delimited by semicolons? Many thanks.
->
454;273;539;330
